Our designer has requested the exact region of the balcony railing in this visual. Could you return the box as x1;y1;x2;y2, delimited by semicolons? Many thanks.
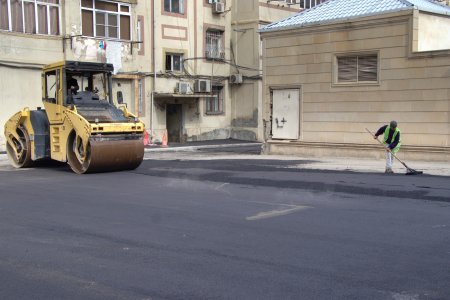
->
205;50;225;60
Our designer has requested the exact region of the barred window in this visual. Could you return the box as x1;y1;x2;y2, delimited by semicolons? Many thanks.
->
0;0;60;35
206;86;223;114
205;30;224;60
81;0;131;40
337;54;378;83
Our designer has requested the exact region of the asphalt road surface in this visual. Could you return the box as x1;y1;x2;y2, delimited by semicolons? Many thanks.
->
0;148;449;300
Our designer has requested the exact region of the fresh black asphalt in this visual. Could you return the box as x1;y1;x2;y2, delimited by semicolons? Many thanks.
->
0;150;449;299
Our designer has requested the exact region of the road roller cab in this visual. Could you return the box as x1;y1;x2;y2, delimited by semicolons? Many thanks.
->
4;61;145;174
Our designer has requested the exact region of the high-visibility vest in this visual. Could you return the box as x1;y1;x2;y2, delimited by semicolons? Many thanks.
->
383;126;401;153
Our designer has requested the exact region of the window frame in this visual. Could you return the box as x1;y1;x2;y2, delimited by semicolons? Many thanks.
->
81;0;132;41
136;16;141;50
205;85;224;115
164;0;184;14
137;78;145;117
0;0;61;36
165;52;184;73
334;52;380;86
205;29;225;60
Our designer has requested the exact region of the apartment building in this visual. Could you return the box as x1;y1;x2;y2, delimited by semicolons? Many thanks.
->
0;0;304;151
151;0;301;143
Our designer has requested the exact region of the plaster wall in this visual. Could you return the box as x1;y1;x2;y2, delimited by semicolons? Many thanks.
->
258;0;299;24
418;12;450;51
154;0;232;84
228;0;298;141
0;67;43;149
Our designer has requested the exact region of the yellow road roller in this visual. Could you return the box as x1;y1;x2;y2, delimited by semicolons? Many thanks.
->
4;61;145;174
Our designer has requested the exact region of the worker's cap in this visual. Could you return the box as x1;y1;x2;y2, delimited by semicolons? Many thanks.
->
390;120;397;128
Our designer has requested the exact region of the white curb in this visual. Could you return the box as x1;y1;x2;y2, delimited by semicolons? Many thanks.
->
144;143;262;152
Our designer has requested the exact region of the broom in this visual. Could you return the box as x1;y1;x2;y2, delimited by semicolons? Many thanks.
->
365;128;423;175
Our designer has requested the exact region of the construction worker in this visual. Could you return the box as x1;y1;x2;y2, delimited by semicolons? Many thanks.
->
374;121;401;173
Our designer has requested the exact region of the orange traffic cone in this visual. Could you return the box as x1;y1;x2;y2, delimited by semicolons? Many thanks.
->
161;130;168;147
143;130;150;146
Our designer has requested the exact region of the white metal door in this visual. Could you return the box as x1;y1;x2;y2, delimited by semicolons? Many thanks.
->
272;89;300;140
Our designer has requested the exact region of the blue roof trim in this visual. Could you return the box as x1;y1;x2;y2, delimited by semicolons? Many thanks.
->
259;0;450;33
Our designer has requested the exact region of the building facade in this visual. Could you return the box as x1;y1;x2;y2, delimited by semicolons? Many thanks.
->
260;0;450;161
151;0;300;143
0;0;302;151
0;0;150;151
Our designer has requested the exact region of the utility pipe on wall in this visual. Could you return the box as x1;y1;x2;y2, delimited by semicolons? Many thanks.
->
151;0;156;136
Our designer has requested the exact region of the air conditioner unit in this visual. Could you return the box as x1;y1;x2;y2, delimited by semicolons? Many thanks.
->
285;0;298;4
194;79;211;93
213;2;225;14
230;74;243;84
176;82;191;94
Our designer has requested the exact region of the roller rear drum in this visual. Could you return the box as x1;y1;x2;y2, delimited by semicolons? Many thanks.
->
67;133;144;174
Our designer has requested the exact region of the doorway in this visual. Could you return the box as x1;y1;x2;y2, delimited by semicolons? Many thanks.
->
271;89;300;140
166;104;182;143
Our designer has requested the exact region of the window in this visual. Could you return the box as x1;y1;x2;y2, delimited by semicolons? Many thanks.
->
164;0;184;14
205;30;224;60
44;70;60;103
138;79;145;117
0;0;60;35
165;53;183;72
81;0;131;40
336;54;378;83
206;86;223;114
300;0;326;9
136;17;142;51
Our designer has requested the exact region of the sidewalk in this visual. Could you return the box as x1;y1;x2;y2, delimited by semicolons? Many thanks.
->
144;139;450;177
144;138;261;152
1;139;449;176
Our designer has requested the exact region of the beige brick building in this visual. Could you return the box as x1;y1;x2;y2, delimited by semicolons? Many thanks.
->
0;0;303;151
260;0;450;161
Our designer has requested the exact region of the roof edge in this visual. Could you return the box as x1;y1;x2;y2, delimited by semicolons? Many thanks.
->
258;7;414;34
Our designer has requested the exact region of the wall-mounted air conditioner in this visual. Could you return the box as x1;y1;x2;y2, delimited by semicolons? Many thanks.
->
213;2;225;14
194;79;211;93
176;82;191;94
230;74;243;84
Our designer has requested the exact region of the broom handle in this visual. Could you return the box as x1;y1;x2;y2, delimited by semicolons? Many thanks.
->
365;128;409;168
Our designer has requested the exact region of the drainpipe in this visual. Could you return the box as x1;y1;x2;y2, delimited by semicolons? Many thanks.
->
151;0;156;137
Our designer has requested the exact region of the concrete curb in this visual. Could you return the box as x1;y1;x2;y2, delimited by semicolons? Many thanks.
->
0;143;261;161
144;143;262;152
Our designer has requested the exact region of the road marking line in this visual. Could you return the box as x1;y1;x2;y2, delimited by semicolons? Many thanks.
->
246;205;312;221
215;183;229;190
215;183;232;196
